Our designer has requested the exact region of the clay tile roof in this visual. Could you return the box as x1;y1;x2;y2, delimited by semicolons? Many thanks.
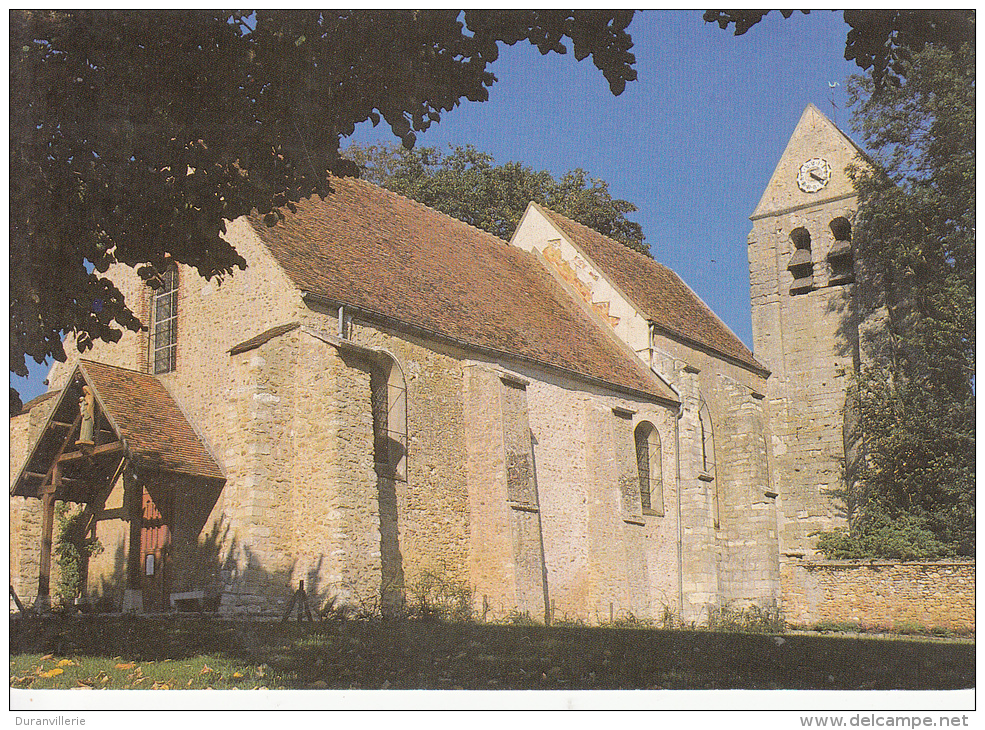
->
533;204;767;374
79;360;224;480
250;177;677;403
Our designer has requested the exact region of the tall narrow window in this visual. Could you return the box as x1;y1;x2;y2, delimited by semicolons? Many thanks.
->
371;355;407;481
635;421;664;516
698;402;715;478
697;401;720;528
150;267;178;374
787;227;813;294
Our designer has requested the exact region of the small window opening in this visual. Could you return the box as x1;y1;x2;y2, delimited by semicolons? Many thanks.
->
787;228;813;294
149;267;178;374
635;421;664;516
827;217;854;285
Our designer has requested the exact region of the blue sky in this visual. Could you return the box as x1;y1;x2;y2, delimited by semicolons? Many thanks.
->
11;10;862;404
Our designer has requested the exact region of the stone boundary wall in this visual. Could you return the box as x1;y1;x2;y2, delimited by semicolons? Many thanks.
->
781;560;975;631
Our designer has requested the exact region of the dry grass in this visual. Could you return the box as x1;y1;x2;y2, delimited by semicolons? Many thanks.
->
9;614;975;691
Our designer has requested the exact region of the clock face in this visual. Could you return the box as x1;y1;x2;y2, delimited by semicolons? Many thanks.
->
796;157;832;193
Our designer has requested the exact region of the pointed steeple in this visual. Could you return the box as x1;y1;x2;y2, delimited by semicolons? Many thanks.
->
751;104;866;220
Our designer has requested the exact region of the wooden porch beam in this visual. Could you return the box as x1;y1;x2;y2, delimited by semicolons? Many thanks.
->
58;441;123;463
35;464;58;608
25;470;84;485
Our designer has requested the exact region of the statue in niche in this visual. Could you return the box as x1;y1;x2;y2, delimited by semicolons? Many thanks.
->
77;385;96;446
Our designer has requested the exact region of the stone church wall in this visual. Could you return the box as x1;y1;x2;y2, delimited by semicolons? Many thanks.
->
345;322;474;608
9;397;60;607
648;336;778;620
527;370;679;623
289;331;380;610
217;326;304;613
513;201;781;620
86;477;128;609
344;317;682;624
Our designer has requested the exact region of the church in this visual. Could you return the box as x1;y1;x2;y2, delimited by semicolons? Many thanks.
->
9;105;864;624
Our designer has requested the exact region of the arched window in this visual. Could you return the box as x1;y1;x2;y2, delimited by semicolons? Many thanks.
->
697;401;720;528
787;227;813;294
634;421;664;516
149;267;178;374
829;217;851;242
697;402;715;478
371;353;407;481
827;217;854;285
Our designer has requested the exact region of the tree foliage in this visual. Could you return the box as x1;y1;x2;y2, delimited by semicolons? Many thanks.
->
704;10;975;90
346;143;648;254
9;9;638;408
54;502;104;604
817;43;975;560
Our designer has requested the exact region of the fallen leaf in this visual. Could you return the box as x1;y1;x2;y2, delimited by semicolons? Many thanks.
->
40;668;64;678
187;678;194;687
115;662;135;670
41;654;54;661
232;672;243;678
200;664;213;675
57;659;75;668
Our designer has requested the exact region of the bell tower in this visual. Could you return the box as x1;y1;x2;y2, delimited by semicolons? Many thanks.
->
747;104;865;560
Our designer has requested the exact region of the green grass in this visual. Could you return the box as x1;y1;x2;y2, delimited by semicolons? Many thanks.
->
10;652;290;690
9;614;976;690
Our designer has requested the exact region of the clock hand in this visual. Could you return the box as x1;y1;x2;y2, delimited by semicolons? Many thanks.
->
810;171;824;181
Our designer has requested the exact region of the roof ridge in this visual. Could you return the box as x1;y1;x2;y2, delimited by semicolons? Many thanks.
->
78;358;148;375
343;175;512;247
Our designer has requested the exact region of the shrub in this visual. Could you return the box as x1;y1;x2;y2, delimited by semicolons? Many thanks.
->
814;512;954;561
407;571;474;623
811;620;861;634
53;503;103;605
502;610;539;626
707;603;785;634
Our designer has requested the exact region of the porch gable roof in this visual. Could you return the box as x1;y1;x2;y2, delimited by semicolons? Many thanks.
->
11;360;224;498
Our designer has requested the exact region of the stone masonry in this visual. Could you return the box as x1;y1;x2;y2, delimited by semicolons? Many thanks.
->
512;203;779;621
781;561;975;632
748;105;863;565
